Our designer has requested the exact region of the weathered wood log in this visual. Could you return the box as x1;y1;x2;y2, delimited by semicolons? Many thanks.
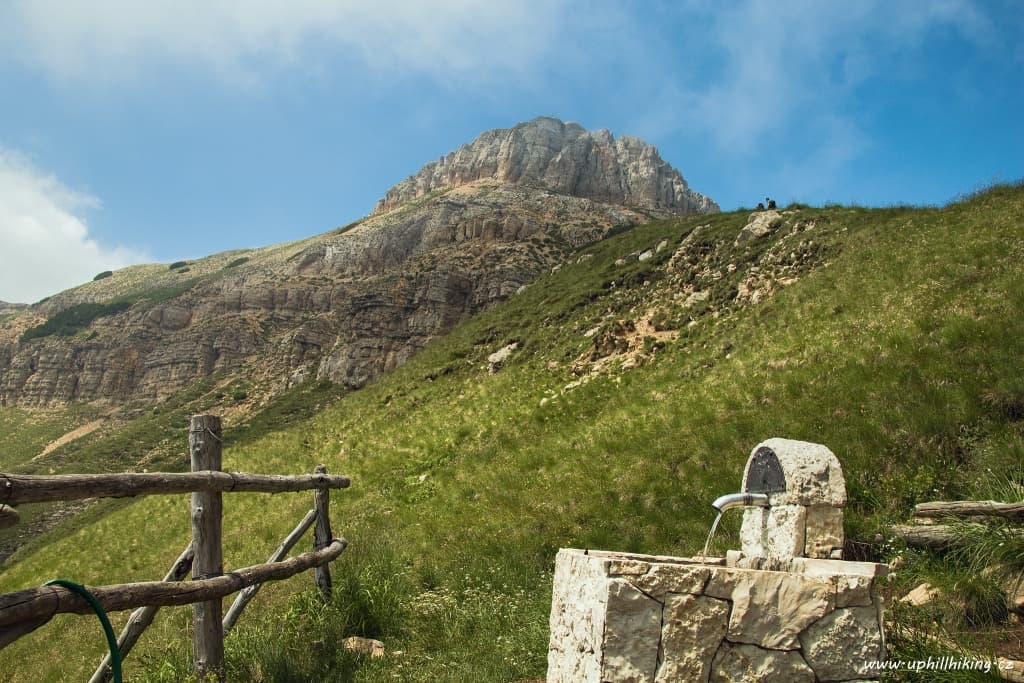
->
893;522;1024;551
222;508;317;633
0;615;49;649
88;543;195;683
313;464;333;600
914;500;1024;521
891;523;964;550
190;415;224;682
0;504;17;529
0;539;347;632
0;471;349;506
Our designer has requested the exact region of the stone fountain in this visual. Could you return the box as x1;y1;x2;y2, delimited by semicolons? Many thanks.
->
546;438;887;682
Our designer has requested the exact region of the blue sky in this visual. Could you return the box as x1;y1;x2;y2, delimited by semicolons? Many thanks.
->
1;0;1022;303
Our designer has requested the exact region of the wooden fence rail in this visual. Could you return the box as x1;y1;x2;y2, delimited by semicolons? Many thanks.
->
0;540;346;630
0;414;350;683
0;470;349;506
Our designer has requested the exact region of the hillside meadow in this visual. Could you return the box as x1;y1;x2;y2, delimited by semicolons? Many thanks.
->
1;184;1023;681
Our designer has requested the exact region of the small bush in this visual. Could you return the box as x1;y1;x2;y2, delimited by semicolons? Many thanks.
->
20;301;131;342
335;219;364;234
224;256;250;268
93;270;113;281
169;261;188;270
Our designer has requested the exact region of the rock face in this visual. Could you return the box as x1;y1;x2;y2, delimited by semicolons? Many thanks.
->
0;301;26;316
0;118;718;407
374;117;718;215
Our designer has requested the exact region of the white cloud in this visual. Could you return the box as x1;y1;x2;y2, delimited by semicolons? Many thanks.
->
0;0;567;86
0;148;147;303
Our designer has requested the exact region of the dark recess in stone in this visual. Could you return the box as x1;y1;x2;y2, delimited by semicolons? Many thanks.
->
745;446;786;494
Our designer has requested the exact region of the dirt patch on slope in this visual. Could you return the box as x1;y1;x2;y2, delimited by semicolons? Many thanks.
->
32;419;105;461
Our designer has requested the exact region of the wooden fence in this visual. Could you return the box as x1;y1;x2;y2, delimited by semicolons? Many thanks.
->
0;414;350;682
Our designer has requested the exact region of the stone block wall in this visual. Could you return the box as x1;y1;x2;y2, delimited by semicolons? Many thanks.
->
548;549;886;682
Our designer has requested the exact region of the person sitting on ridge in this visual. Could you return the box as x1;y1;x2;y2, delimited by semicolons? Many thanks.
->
756;202;765;210
766;197;777;210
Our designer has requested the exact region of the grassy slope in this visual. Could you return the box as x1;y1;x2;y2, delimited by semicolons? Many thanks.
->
0;405;101;471
1;185;1022;681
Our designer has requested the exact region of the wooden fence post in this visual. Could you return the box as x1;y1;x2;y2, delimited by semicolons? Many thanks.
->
189;415;224;682
313;464;333;600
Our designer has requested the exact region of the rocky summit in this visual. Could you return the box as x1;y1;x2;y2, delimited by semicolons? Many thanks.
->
0;117;717;407
374;117;718;215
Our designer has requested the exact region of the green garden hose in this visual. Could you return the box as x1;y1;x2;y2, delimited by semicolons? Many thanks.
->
43;579;122;683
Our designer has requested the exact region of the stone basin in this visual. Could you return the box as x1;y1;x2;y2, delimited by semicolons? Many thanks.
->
547;548;887;682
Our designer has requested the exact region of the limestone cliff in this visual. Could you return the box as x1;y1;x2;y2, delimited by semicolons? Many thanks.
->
374;117;717;215
0;118;717;407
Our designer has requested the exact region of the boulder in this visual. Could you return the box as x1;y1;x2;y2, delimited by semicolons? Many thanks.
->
487;343;518;372
342;636;385;658
735;210;783;245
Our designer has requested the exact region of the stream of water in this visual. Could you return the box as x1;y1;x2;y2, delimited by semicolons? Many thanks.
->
700;511;723;560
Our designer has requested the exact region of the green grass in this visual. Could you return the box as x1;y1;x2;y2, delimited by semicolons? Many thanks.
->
1;184;1023;680
0;404;102;471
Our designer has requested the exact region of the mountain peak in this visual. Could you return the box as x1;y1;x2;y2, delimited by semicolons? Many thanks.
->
373;117;718;216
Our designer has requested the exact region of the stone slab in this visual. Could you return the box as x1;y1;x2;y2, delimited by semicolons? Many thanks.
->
630;563;711;600
804;505;845;559
656;594;729;682
800;606;884;681
602;579;662;682
547;549;610;682
706;568;834;650
709;642;816;682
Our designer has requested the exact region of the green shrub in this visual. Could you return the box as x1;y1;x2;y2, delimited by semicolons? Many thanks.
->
93;270;113;281
113;278;201;308
335;219;364;234
20;301;131;342
169;261;188;270
224;256;250;268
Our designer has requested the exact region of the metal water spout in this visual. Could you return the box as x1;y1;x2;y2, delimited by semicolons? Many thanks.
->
711;492;769;514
